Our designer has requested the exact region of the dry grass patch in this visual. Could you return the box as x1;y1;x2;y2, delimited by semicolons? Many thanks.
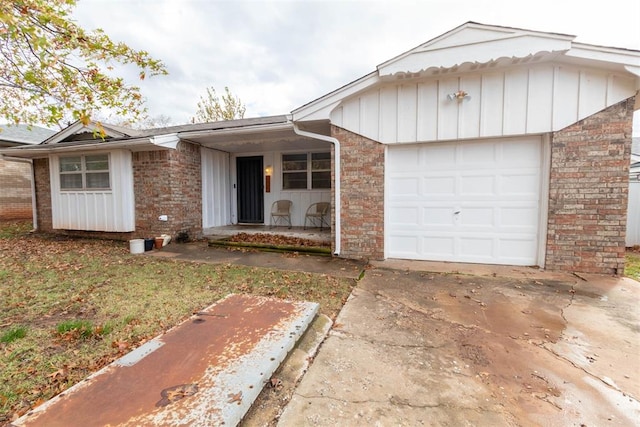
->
0;221;355;423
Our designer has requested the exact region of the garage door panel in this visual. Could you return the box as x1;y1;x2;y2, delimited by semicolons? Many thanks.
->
459;237;495;260
389;206;420;226
500;172;539;194
461;141;496;164
499;237;537;261
424;176;456;194
501;207;539;228
459;208;494;226
460;175;495;195
389;177;419;195
387;137;543;266
424;145;456;168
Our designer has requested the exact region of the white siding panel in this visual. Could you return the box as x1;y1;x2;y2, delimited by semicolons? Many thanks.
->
330;106;344;128
202;149;231;228
397;84;417;142
417;81;438;141
627;181;640;246
361;91;380;140
459;75;482;139
503;68;529;135
438;78;459;140
343;99;361;134
578;71;607;118
480;72;504;136
526;66;554;133
333;63;635;145
553;66;580;130
379;86;398;142
50;150;134;232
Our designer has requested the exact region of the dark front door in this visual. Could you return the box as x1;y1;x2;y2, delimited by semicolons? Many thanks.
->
236;156;264;223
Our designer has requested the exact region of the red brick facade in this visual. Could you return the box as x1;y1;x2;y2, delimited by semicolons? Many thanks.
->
0;159;33;220
332;125;385;260
132;141;202;240
545;96;635;275
32;142;202;241
34;158;53;231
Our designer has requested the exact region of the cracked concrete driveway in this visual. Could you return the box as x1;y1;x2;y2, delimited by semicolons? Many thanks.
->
278;266;640;426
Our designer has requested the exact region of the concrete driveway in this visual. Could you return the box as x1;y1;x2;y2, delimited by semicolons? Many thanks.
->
278;263;640;426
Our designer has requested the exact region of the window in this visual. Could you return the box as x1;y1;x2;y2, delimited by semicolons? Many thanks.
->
59;154;110;190
282;152;330;190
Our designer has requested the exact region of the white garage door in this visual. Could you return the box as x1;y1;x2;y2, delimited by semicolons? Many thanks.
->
387;137;543;266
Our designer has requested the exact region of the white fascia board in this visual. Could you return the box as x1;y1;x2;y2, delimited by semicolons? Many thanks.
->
150;133;180;149
292;72;379;122
378;36;571;77
0;138;153;158
177;122;293;139
566;43;640;68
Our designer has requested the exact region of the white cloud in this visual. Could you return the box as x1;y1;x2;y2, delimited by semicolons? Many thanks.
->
73;0;640;127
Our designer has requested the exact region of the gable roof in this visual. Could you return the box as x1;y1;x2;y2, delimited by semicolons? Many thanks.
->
292;22;640;122
40;120;142;145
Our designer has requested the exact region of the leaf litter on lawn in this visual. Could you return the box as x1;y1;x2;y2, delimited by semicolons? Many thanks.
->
0;221;355;424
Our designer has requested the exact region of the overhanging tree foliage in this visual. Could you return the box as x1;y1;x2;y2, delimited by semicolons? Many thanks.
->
191;86;246;123
0;0;167;128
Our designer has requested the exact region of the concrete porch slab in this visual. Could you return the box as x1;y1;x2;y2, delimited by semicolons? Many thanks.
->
12;294;319;427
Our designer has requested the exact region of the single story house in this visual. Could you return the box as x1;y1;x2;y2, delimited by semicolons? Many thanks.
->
0;124;55;220
1;22;638;274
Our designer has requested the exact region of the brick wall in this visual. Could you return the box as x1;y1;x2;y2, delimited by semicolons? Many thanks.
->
331;125;385;260
132;141;202;240
33;158;53;231
0;159;33;220
546;96;635;275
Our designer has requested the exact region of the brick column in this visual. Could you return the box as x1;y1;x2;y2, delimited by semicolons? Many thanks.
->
33;158;53;232
331;125;385;260
546;96;635;275
133;141;202;240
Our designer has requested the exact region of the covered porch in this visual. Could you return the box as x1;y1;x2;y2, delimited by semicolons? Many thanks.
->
203;224;331;245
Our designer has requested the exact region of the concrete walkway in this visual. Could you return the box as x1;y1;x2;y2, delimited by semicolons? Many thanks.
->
278;263;640;426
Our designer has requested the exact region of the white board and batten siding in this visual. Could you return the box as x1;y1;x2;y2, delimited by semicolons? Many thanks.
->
201;149;231;228
49;150;135;232
331;62;636;143
386;137;544;266
627;181;640;246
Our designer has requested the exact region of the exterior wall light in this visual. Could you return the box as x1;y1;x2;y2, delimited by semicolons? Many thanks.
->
447;90;471;101
265;166;272;193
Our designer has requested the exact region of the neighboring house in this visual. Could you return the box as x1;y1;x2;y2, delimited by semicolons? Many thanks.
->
0;22;638;274
626;137;640;246
0;124;55;220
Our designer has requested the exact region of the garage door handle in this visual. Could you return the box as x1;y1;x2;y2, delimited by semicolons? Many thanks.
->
454;211;461;215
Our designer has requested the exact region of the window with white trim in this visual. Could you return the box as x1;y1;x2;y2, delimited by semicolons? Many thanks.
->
59;154;110;190
282;152;330;190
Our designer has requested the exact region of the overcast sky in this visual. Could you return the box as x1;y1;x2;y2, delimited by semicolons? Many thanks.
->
72;0;640;131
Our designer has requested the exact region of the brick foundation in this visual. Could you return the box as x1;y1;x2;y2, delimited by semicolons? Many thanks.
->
0;159;33;220
545;96;635;275
332;125;385;260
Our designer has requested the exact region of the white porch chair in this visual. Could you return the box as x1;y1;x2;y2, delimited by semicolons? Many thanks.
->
270;200;293;228
304;202;330;230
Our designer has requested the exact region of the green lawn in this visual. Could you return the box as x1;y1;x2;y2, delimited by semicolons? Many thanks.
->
625;251;640;281
0;221;355;423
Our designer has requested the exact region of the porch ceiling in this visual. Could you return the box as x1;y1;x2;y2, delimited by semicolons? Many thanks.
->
181;121;332;153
